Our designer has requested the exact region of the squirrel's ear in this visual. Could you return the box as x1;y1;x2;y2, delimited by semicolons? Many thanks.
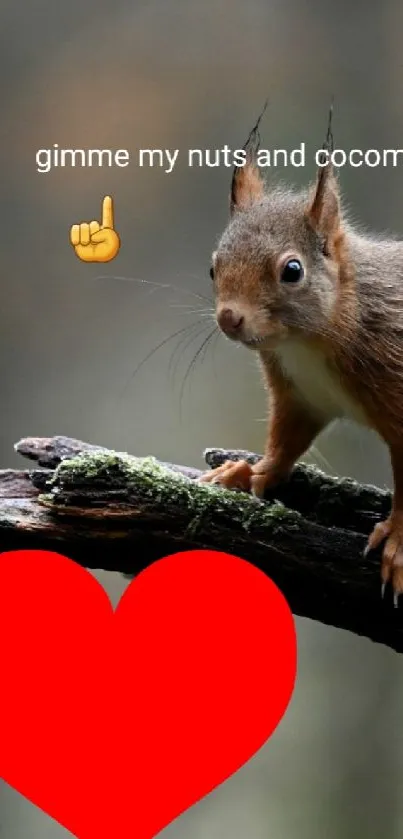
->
230;103;267;214
306;160;340;243
230;160;264;213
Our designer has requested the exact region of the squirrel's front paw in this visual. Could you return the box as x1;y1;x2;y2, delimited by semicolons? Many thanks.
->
198;459;275;497
365;513;403;606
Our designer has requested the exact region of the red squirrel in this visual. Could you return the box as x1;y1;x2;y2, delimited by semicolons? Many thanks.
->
199;106;403;604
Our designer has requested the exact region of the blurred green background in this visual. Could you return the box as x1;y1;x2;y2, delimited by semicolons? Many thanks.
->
1;0;403;836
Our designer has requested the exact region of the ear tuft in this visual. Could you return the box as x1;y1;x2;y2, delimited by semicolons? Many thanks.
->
230;101;268;214
306;101;341;245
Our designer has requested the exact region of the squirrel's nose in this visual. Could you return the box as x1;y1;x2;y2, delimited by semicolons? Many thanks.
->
217;307;244;336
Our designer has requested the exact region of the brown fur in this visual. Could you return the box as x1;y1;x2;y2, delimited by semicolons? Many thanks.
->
201;143;403;598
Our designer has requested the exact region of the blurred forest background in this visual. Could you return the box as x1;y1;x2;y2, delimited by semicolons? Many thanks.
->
1;0;403;836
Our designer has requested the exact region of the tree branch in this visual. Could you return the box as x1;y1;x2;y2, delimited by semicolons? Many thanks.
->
0;435;401;653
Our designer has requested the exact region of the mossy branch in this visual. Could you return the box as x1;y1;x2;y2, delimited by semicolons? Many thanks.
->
0;435;401;653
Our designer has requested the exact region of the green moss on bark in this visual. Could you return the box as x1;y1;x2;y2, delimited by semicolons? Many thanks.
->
40;451;303;536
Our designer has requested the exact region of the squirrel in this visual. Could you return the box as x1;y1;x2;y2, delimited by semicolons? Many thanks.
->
198;104;403;605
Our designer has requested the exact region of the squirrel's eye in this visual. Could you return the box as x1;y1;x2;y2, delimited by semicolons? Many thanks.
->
281;259;304;284
209;266;214;281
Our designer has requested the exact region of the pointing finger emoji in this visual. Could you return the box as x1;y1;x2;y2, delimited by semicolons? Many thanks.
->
70;196;120;263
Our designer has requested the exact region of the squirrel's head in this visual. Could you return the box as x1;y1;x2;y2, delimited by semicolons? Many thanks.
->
210;117;349;350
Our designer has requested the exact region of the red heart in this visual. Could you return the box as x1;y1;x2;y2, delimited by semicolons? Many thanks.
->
0;548;296;838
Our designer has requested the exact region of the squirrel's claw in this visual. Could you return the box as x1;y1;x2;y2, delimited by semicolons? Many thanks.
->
198;459;255;492
382;582;401;607
198;458;273;496
366;514;403;607
364;518;392;556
